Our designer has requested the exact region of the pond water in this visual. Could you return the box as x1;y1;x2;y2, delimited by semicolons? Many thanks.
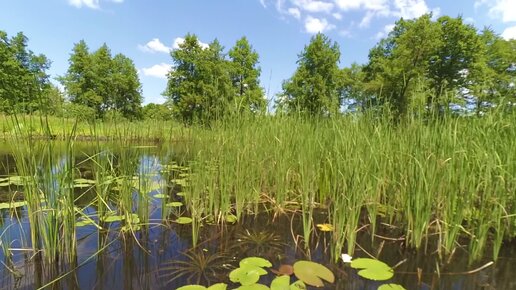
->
0;142;514;290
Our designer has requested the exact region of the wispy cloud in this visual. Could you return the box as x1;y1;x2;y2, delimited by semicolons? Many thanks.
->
139;37;209;54
475;0;516;23
141;63;172;79
68;0;123;9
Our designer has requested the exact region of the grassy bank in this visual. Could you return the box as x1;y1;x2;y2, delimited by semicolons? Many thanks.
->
0;114;188;141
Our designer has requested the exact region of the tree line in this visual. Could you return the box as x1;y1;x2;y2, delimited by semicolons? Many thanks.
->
1;13;514;123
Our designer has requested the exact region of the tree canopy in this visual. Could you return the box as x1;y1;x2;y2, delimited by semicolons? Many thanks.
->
59;40;143;119
277;33;342;116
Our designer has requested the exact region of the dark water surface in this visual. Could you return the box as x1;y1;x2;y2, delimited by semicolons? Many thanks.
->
0;142;514;290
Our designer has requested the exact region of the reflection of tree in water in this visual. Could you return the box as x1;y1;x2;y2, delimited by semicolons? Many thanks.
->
232;228;285;259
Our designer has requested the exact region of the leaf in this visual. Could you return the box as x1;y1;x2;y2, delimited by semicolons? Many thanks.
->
76;219;95;227
207;283;228;290
378;284;406;290
177;285;208;290
240;257;272;268
236;284;270;290
289;280;306;290
293;260;334;287
225;214;238;224
177;191;187;196
0;201;27;209
270;264;294;276
74;178;96;184
0;181;11;186
270;275;290;290
165;201;184;207
153;193;167;199
230;266;265;286
101;214;125;222
175;217;193;224
316;223;333;232
350;258;393;281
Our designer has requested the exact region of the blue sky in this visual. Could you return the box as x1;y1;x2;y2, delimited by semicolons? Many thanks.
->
1;0;515;104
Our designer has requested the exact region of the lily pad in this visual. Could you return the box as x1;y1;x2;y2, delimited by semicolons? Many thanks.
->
176;191;187;196
230;266;266;286
289;280;306;290
101;214;125;222
378;284;406;290
240;257;272;268
0;201;27;209
225;214;238;224
153;193;167;199
293;260;334;287
316;223;333;232
271;275;290;290
350;258;393;281
177;285;208;290
76;219;95;227
175;217;193;224
74;178;96;184
236;284;270;290
165;201;184;207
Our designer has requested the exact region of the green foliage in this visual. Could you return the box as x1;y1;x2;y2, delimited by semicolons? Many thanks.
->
277;33;342;116
350;258;393;281
164;34;265;124
292;260;335;287
60;40;142;119
0;30;51;113
228;37;266;113
142;103;172;120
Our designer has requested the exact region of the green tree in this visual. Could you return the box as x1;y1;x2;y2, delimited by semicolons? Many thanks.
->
0;31;51;113
164;34;233;123
228;37;266;113
142;103;172;120
60;41;142;119
277;33;342;116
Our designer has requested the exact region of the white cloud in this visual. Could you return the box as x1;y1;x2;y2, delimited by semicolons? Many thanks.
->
476;0;516;23
68;0;123;9
392;0;431;19
172;37;209;50
292;0;334;13
502;26;516;40
334;0;389;11
142;63;172;79
304;16;335;33
288;7;302;19
138;38;170;53
375;23;395;39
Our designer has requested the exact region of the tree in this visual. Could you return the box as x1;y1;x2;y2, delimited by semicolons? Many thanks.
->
60;41;142;119
228;37;266;113
364;14;487;119
142;103;172;120
277;33;342;116
164;34;233;123
0;30;51;113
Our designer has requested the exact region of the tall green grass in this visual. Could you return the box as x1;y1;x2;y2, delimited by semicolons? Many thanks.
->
182;109;515;262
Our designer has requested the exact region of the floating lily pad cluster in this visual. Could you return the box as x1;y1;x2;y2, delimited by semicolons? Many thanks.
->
176;257;335;290
345;256;406;290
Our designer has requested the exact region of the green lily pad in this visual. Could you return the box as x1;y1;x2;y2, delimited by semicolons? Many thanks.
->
165;201;184;207
240;257;272;268
271;275;290;290
175;217;193;224
176;191;187;196
0;181;11;186
289;280;306;290
177;285;207;290
378;284;406;290
74;178;96;184
350;258;393;281
73;183;93;188
76;219;95;227
0;201;27;209
225;214;238;224
293;260;334;287
236;284;270;290
153;193;167;199
230;265;268;286
101;214;125;222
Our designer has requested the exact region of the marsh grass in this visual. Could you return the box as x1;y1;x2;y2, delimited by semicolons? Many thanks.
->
183;109;515;262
